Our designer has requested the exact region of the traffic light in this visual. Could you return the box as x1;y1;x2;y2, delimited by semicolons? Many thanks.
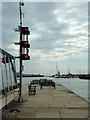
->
20;54;30;60
1;58;5;63
20;40;30;60
1;57;9;64
20;41;30;48
21;27;30;35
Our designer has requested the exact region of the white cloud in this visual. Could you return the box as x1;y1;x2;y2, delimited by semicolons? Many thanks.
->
8;44;19;55
29;32;41;40
56;17;68;23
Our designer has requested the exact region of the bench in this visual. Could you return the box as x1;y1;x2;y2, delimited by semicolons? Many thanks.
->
39;79;55;89
28;84;37;95
30;80;40;85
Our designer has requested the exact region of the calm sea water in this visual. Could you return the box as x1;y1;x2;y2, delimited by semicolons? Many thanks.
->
21;77;89;102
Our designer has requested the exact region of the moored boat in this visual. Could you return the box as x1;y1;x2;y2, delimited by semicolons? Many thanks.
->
79;74;90;80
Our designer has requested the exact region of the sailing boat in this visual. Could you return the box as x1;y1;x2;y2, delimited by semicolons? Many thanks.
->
65;65;73;78
54;63;60;78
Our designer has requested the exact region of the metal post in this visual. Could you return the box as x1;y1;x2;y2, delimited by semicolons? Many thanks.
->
18;1;23;101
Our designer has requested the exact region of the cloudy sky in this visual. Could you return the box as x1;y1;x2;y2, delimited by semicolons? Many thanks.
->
2;2;88;75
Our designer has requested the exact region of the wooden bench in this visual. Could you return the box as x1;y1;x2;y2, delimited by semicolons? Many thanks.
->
28;84;37;95
39;80;55;89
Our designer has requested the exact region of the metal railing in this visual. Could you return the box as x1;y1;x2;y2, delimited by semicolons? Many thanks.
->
0;48;18;95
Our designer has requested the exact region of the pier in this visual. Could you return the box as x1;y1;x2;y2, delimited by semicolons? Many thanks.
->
2;83;89;119
1;1;89;120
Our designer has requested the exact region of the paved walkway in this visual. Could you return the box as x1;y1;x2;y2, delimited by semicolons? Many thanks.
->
2;83;89;119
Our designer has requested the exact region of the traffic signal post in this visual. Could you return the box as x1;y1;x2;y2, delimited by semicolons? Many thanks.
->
14;1;30;102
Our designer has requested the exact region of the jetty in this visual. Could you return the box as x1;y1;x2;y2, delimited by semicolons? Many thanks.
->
1;1;89;120
2;82;89;119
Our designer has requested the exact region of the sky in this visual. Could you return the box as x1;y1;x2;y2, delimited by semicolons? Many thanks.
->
1;2;88;75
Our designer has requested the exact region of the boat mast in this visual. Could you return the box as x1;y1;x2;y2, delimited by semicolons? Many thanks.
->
56;63;58;74
56;63;60;76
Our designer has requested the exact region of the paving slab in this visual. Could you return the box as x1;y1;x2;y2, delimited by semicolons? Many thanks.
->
35;108;60;118
43;102;65;108
16;108;36;118
59;108;88;118
65;101;88;109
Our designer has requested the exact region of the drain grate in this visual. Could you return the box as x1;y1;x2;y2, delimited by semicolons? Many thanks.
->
9;109;20;113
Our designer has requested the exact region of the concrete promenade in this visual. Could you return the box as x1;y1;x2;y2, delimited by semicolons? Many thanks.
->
2;83;89;119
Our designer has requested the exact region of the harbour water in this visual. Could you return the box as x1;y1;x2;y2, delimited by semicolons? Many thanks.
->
21;77;89;102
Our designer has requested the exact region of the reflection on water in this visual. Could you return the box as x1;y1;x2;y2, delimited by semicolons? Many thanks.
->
54;78;88;101
22;77;88;101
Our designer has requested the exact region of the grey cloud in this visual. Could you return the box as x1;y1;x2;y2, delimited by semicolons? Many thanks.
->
30;55;40;61
2;2;88;62
27;3;87;53
2;2;19;52
55;2;88;22
24;2;55;20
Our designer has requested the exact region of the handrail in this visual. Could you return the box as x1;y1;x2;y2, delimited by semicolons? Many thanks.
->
0;48;15;59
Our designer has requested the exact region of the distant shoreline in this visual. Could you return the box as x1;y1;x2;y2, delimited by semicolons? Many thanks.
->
17;74;44;77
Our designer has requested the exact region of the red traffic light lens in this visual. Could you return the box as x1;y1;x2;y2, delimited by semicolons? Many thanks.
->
24;42;28;45
1;58;5;62
25;55;29;58
24;28;28;31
